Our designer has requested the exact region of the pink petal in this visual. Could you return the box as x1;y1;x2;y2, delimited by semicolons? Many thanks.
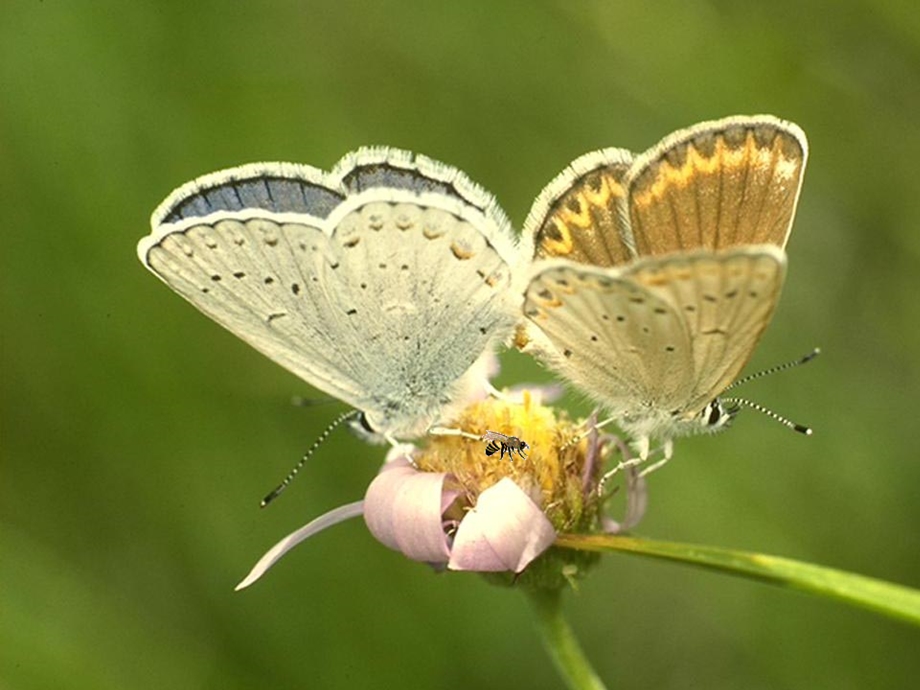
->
363;459;452;563
235;501;365;591
448;478;556;573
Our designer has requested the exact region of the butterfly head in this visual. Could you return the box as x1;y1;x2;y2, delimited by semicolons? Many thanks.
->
348;409;425;444
694;398;739;435
348;396;447;443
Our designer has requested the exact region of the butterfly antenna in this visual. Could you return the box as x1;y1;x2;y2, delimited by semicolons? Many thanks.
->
290;395;337;408
260;410;359;508
722;397;812;435
725;348;820;391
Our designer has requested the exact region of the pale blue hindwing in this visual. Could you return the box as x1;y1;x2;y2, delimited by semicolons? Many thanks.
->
342;157;461;197
155;165;346;224
157;148;472;224
140;148;521;439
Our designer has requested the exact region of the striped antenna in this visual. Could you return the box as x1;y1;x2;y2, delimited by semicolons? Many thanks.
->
260;409;359;508
722;397;812;435
725;348;820;391
720;348;820;436
289;395;336;407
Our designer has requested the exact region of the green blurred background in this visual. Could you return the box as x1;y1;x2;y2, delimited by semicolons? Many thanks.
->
3;1;919;688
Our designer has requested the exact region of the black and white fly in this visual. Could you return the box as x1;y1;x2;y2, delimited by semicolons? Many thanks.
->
481;430;529;461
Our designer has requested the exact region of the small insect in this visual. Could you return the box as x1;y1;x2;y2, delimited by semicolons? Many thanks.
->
481;431;530;461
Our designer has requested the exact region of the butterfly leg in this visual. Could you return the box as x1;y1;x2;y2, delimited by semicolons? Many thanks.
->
601;465;649;534
483;380;507;400
380;434;422;468
638;439;674;478
427;425;480;441
560;415;618;451
596;436;648;496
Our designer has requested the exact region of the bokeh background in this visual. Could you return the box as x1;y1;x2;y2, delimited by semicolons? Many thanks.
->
4;1;919;688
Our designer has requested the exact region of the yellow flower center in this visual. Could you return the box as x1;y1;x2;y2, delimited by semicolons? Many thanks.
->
415;391;604;533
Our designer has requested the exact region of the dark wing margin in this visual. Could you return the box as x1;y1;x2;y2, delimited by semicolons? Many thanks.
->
152;162;347;226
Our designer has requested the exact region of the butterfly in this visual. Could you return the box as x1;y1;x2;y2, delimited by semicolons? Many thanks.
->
138;147;522;443
518;115;808;463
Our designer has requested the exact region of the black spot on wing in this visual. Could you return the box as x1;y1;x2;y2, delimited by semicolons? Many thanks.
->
565;197;582;213
538;224;564;243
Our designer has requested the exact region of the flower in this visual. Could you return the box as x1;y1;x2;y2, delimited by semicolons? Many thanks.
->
236;391;646;591
363;454;557;573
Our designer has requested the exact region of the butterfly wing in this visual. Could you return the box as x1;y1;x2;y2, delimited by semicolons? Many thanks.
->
522;148;637;266
139;149;520;437
523;247;786;420
151;161;346;226
320;196;517;433
523;260;696;416
623;115;807;256
142;215;369;402
622;246;788;415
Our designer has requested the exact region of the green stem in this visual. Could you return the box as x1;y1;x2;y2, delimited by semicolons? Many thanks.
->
527;589;608;690
555;533;920;626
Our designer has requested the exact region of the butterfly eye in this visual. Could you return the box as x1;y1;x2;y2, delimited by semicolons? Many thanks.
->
357;412;376;434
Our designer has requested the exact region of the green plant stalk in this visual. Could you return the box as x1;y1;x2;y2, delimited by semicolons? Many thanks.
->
528;588;608;690
556;533;920;625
